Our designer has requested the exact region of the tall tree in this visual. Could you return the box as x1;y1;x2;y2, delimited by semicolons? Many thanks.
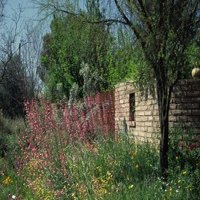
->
112;0;199;180
35;0;200;179
39;2;113;99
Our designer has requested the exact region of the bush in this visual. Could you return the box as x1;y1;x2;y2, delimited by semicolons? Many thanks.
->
0;112;25;167
168;126;200;199
169;126;200;170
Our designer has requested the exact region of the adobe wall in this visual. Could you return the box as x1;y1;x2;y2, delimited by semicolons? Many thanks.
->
115;80;200;141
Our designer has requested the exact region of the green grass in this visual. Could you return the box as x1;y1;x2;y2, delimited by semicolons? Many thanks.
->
0;158;39;200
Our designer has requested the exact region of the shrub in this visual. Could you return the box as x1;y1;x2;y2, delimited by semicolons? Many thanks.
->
169;126;200;171
0;112;25;165
168;126;200;199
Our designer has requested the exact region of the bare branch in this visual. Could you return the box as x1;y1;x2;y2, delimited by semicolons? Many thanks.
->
38;2;128;26
113;0;132;26
0;0;6;18
136;0;153;32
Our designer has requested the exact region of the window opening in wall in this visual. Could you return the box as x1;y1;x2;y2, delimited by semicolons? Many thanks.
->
129;93;135;122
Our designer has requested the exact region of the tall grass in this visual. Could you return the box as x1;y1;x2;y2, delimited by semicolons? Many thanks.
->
16;133;199;199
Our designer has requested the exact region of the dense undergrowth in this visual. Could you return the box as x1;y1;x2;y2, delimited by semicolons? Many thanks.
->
0;101;199;200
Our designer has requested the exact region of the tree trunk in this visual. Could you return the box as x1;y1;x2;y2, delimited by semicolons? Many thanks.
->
160;109;169;181
157;81;171;181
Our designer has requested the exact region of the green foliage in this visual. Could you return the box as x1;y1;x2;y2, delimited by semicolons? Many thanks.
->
170;127;200;170
40;9;113;99
0;158;38;200
107;28;154;92
0;113;25;165
0;116;34;200
108;29;135;87
39;2;147;100
187;33;200;70
168;126;200;199
126;44;155;93
169;126;200;171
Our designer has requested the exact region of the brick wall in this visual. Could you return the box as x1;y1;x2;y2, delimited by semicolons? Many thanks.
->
115;79;200;141
170;80;200;132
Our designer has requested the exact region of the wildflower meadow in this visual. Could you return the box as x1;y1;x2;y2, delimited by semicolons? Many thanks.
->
0;93;199;200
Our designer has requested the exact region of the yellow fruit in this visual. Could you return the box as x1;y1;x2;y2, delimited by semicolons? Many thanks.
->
192;67;200;79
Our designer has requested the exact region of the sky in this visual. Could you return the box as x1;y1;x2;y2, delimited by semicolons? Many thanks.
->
4;0;85;25
5;0;38;25
3;0;86;37
2;0;51;48
1;0;87;56
3;0;54;39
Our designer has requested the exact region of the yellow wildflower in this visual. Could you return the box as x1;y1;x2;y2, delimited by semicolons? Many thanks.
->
2;176;13;185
